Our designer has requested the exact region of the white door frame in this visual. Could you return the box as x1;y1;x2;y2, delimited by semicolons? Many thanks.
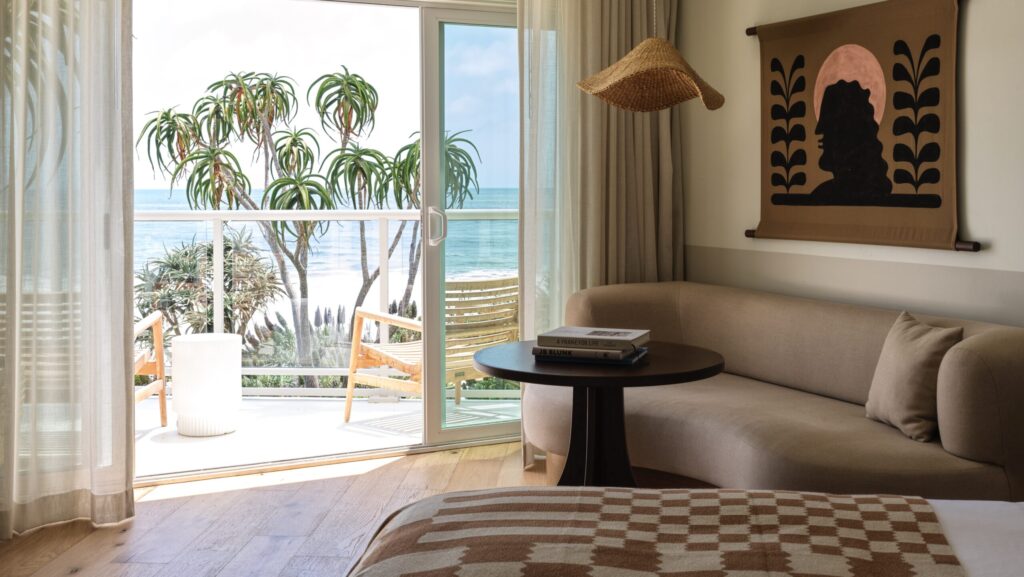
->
420;6;521;446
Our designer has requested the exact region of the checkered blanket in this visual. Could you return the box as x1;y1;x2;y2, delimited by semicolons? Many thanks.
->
349;487;965;576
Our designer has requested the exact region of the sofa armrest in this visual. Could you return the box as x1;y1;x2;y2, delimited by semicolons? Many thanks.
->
565;282;687;341
938;328;1024;499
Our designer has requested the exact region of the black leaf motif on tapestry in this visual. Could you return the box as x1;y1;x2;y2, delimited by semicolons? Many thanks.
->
892;34;943;195
769;55;807;193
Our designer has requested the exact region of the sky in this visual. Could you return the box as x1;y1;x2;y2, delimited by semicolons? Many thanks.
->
133;0;519;191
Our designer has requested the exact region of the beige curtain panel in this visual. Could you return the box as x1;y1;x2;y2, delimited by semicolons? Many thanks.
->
0;0;135;538
577;0;688;289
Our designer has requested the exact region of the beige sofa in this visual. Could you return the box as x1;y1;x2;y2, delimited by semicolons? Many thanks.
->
523;282;1024;501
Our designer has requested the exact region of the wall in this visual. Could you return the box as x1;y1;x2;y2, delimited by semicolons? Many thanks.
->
680;0;1024;325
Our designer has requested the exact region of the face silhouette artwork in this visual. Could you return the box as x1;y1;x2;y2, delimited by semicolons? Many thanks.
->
811;80;892;202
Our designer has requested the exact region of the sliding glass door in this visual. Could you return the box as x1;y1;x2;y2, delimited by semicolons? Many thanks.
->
130;2;520;478
421;7;521;444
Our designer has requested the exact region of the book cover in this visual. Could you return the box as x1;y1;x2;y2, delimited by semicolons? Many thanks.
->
531;345;635;360
534;348;648;366
537;326;650;351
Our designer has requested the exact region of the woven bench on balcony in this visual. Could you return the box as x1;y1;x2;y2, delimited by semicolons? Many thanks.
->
344;276;519;423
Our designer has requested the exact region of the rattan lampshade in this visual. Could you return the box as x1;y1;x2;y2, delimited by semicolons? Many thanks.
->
578;37;725;113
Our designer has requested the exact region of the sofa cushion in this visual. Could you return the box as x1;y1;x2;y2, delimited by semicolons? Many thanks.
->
523;373;1009;500
866;312;963;442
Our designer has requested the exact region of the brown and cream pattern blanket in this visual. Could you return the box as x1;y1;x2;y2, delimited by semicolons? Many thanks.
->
349;487;965;577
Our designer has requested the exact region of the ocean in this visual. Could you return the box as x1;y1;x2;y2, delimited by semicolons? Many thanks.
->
134;187;519;315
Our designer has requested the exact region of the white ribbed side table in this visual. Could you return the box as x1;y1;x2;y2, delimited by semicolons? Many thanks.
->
171;333;241;436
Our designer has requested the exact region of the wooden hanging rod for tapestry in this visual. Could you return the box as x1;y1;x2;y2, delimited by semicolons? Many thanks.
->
744;229;981;252
749;0;970;35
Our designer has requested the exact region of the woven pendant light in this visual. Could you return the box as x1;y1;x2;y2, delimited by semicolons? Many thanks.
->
578;2;724;112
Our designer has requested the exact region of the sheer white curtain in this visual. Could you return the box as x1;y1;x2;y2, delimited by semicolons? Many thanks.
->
520;0;582;340
1;0;134;538
520;0;689;464
520;0;686;338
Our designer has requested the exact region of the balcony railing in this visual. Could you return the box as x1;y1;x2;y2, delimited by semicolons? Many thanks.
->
134;208;518;394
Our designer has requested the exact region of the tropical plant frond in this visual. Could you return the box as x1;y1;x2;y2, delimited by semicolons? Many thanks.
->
263;170;335;240
442;130;481;209
208;71;297;149
388;130;480;210
251;72;298;127
137;108;199;178
192;95;235;146
391;134;422;209
321;144;391;210
308;65;379;145
171;146;251;210
208;71;260;141
134;228;283;336
273;128;321;176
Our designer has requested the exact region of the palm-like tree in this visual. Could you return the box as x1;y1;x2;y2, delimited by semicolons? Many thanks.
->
192;95;234;146
138;66;483;385
265;170;333;239
392;130;481;208
310;68;407;339
390;131;481;315
441;131;481;209
171;146;250;210
274;128;320;176
208;72;298;186
263;168;334;368
391;136;422;209
140;72;323;383
308;66;378;150
137;109;198;177
322;144;404;337
323;145;391;209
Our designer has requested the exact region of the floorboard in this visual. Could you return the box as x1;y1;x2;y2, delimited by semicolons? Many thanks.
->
0;521;94;577
2;442;545;577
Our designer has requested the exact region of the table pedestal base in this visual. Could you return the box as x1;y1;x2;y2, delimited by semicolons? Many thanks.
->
558;386;636;487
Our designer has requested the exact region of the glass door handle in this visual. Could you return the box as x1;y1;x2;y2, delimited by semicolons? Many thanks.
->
427;206;448;247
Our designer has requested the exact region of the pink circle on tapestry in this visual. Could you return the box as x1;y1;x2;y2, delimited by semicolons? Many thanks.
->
813;44;886;124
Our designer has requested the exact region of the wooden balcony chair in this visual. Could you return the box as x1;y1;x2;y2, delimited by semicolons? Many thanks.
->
0;296;167;427
133;311;167;427
344;276;519;423
0;294;81;407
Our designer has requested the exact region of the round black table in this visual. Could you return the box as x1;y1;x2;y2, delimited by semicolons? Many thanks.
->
473;340;724;487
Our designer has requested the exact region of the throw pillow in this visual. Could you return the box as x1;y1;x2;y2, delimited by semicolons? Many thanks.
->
865;311;963;442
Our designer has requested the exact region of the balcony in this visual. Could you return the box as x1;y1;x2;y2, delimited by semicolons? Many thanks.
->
133;207;521;479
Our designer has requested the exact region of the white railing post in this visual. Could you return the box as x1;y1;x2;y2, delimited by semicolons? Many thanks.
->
377;216;389;341
212;218;225;334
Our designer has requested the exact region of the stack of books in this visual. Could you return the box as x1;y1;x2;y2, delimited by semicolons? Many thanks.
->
533;326;651;366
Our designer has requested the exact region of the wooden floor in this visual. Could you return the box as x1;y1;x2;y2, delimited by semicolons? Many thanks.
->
0;443;547;577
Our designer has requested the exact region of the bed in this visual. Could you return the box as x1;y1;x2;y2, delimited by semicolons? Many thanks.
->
348;487;1024;577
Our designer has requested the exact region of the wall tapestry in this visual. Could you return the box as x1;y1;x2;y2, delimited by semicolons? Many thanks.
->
753;0;960;250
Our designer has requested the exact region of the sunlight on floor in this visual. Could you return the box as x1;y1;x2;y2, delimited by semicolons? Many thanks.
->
134;396;520;478
137;456;402;500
